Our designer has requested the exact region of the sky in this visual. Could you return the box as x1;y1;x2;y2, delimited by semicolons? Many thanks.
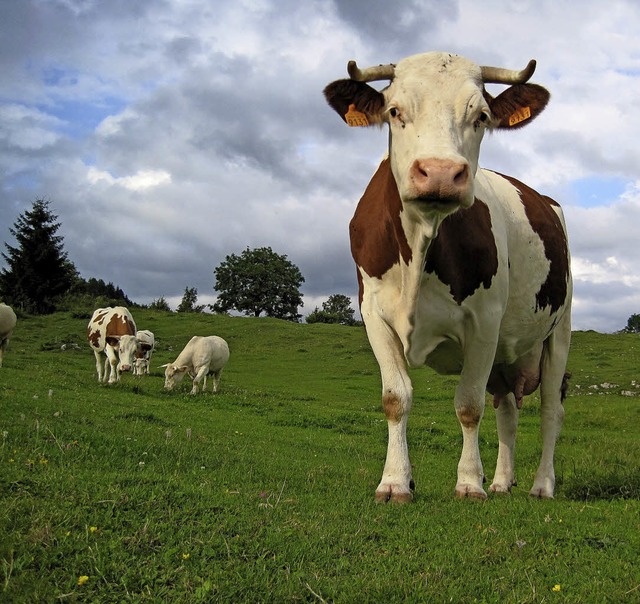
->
1;0;639;333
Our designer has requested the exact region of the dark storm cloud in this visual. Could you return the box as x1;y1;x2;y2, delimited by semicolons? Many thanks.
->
332;0;459;58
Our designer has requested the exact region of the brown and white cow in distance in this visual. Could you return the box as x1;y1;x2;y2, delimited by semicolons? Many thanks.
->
87;306;138;383
0;303;17;368
324;52;572;502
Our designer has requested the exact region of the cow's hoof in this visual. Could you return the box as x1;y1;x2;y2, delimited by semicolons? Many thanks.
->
489;483;512;494
489;478;516;494
375;480;415;504
455;484;487;500
529;487;554;499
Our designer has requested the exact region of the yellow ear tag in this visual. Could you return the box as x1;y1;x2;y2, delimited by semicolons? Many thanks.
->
508;106;531;126
345;103;369;127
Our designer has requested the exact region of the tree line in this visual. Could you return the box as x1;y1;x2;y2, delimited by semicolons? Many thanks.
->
0;199;359;325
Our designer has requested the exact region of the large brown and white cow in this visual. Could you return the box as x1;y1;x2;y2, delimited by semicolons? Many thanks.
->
87;306;139;383
324;52;572;502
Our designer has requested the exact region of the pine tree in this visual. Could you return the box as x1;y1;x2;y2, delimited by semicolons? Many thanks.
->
0;199;77;314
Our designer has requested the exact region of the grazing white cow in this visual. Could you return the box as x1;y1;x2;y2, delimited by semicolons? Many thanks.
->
324;52;572;502
134;329;155;376
87;306;138;383
0;303;17;368
161;336;229;395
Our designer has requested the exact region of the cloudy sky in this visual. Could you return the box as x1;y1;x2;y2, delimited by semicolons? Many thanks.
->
1;0;639;332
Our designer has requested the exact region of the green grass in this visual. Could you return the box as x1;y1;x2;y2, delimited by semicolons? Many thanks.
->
1;311;639;602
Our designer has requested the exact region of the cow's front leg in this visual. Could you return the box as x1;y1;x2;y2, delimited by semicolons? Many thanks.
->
105;346;119;383
454;343;496;499
367;319;414;503
190;366;208;395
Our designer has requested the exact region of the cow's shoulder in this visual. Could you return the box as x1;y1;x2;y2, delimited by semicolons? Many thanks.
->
349;157;412;281
425;198;499;305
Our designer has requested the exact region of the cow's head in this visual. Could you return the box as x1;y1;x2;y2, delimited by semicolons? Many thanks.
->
160;363;190;390
324;52;549;226
109;334;139;373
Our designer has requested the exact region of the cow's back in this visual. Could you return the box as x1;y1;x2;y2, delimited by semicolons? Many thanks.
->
87;306;137;351
0;304;17;336
194;336;229;370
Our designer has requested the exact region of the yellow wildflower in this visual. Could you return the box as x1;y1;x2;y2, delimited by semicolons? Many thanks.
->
552;584;561;592
77;575;89;586
89;526;98;533
182;553;190;560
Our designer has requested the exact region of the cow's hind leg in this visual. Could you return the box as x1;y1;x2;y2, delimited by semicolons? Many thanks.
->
530;312;571;499
211;369;223;393
93;350;105;382
490;393;519;493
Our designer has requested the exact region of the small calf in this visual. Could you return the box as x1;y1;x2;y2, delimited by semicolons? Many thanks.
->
0;303;17;368
161;335;229;395
134;329;155;375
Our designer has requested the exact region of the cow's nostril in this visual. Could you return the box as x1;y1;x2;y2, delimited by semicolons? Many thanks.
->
454;164;469;185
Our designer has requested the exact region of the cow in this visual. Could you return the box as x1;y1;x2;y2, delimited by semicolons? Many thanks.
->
0;303;17;368
133;329;155;376
87;306;138;383
324;51;572;503
161;335;229;395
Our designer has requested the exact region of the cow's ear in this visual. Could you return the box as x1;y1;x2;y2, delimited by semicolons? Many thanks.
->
487;84;550;130
105;336;120;347
323;79;385;126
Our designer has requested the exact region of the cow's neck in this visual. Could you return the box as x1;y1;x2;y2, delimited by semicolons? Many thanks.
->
392;209;445;333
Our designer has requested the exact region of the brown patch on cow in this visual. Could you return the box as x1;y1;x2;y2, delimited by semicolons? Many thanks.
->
500;174;569;313
87;328;101;348
456;406;482;429
323;79;386;125
350;158;413;300
382;392;404;423
87;310;136;350
424;199;499;304
105;313;135;338
485;84;550;130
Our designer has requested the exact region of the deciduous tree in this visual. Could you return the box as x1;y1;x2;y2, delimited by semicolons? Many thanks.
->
213;247;304;321
306;294;359;326
177;286;204;313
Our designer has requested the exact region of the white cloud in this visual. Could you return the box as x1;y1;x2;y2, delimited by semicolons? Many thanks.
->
86;167;172;191
1;0;639;333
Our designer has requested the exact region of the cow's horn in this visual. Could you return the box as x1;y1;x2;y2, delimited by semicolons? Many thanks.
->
347;60;395;82
480;59;536;84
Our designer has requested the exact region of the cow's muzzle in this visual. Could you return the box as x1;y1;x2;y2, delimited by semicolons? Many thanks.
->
409;158;471;203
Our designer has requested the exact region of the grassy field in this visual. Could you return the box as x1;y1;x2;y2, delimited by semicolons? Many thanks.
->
1;309;639;603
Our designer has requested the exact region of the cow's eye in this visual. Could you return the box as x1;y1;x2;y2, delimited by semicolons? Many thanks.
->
479;112;489;122
389;107;399;118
